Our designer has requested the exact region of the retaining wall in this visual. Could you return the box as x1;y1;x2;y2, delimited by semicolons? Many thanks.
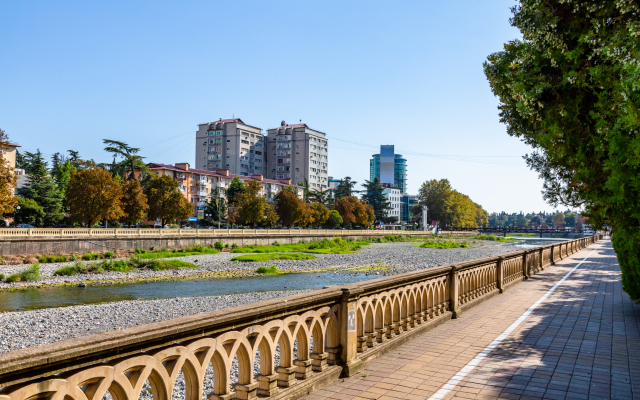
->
0;229;442;257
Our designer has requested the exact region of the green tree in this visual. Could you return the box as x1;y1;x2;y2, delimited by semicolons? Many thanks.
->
333;176;357;199
360;178;391;223
226;177;245;205
234;180;269;228
324;210;343;229
145;175;193;227
15;198;45;227
417;179;454;225
204;188;227;227
484;1;640;299
17;150;65;226
553;213;565;229
103;139;148;179
564;212;577;228
308;187;332;207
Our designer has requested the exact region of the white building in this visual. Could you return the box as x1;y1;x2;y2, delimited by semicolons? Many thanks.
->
383;187;402;220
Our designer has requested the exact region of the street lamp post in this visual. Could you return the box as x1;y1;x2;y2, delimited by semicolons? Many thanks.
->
15;205;20;228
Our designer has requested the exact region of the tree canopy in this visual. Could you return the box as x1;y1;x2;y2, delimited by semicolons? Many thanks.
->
66;168;124;227
484;0;640;299
417;179;488;227
145;175;193;227
360;178;391;223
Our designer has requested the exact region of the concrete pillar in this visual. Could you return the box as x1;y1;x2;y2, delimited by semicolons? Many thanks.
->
340;287;364;377
522;251;530;279
450;266;461;318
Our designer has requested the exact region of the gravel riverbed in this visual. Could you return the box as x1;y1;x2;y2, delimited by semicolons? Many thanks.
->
0;241;518;288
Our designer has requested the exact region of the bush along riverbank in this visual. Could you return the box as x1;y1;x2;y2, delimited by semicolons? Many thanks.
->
53;257;196;276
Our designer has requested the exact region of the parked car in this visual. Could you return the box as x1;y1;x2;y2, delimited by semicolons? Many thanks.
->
16;224;35;228
53;224;73;228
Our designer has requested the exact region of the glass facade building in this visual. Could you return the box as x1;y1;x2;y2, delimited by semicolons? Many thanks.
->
370;145;407;193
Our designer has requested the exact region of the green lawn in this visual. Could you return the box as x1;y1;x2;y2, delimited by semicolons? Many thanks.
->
231;253;317;262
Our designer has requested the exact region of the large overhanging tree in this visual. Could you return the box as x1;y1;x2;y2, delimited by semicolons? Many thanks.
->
484;1;640;299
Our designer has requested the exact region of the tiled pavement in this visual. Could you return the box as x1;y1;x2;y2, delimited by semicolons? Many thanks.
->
303;240;638;400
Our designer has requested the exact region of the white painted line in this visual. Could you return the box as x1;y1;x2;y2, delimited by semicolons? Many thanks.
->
428;241;604;400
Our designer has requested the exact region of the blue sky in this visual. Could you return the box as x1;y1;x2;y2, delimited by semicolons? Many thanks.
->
0;0;558;213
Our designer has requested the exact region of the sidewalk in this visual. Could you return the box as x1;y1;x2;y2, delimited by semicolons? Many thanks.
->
304;240;638;400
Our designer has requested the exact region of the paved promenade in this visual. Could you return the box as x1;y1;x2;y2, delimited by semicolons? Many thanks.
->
305;240;638;400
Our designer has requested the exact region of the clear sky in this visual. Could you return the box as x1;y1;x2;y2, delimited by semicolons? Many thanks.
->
0;0;559;214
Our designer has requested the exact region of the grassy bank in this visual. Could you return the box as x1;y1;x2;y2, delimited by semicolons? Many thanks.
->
135;244;219;259
231;253;317;262
472;234;519;242
231;237;366;254
419;240;470;249
53;257;196;276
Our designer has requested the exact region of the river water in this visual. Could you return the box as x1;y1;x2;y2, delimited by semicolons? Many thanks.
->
0;271;382;312
506;237;570;249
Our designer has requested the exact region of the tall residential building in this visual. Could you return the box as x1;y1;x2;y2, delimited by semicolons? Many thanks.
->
370;145;407;193
266;122;329;190
195;118;266;176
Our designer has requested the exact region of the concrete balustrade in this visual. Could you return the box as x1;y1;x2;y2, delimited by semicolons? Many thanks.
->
0;235;601;400
0;229;469;257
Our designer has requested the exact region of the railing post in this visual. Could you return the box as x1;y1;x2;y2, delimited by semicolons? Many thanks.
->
449;266;461;318
522;250;530;279
496;256;504;293
539;248;544;270
340;287;364;377
550;245;555;265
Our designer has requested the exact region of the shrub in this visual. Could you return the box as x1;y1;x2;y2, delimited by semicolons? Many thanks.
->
69;254;79;261
7;264;42;282
214;241;224;250
134;247;146;254
82;253;100;261
54;264;84;276
231;243;238;249
256;266;279;274
0;273;4;280
225;244;229;248
0;258;4;265
103;251;115;259
168;224;179;229
38;255;69;263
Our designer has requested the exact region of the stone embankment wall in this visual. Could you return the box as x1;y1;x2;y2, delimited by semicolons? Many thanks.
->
0;229;446;257
0;235;601;400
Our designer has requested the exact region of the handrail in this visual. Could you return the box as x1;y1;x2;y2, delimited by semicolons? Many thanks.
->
0;235;602;400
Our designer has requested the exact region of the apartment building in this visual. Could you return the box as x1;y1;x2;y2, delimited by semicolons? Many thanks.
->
266;122;329;190
195;118;266;176
383;186;402;220
148;162;303;220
